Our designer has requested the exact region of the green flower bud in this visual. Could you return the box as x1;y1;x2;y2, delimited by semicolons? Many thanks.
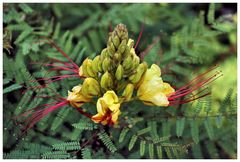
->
117;39;127;54
102;57;112;72
127;39;134;49
115;64;124;80
113;52;122;63
113;35;120;47
129;62;148;84
81;78;100;98
122;55;132;70
132;55;140;69
92;55;100;73
107;43;116;55
100;71;113;90
97;58;103;72
122;83;134;102
101;48;110;58
82;58;96;77
122;46;130;58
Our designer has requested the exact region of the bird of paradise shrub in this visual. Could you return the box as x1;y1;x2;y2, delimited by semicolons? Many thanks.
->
16;24;222;133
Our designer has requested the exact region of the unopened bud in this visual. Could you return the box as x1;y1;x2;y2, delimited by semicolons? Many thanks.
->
113;52;122;63
102;57;112;72
82;78;100;98
82;58;96;77
122;55;132;70
79;66;84;77
108;43;116;55
129;62;148;84
115;64;124;80
122;46;130;58
113;36;120;47
122;83;134;102
127;39;134;49
118;39;127;54
101;48;110;58
100;71;113;90
92;55;100;73
131;55;140;70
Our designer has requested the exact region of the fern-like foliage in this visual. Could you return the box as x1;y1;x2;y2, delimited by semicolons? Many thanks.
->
3;3;236;159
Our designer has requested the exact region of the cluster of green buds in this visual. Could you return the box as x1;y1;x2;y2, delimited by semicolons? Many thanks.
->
80;24;148;101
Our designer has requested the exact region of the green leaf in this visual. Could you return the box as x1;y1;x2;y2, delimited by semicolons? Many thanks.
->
215;116;222;128
148;143;154;159
156;145;163;159
137;127;151;136
3;83;22;94
72;120;97;130
204;118;214;140
176;117;185;137
19;4;33;13
128;135;138;151
165;147;173;159
119;128;129;143
52;141;81;151
98;130;117;153
42;151;70;159
81;148;92;159
3;78;11;85
140;140;146;156
207;3;215;24
190;120;199;143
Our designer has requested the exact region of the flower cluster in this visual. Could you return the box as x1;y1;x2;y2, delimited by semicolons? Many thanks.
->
18;24;221;131
67;24;176;125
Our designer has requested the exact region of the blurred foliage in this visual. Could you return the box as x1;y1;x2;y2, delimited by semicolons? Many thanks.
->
3;3;237;159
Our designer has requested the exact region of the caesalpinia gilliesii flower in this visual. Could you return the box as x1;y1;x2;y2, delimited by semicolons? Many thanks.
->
92;91;121;125
137;64;175;106
17;24;222;132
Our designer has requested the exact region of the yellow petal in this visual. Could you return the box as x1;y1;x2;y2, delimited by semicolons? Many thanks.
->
91;113;104;123
97;98;107;116
109;103;120;112
111;109;121;123
72;85;82;93
139;91;169;107
161;82;175;95
137;75;163;97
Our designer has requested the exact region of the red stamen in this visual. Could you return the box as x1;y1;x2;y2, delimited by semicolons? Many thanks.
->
134;23;144;49
48;57;76;68
168;72;221;100
169;92;211;106
14;100;69;134
75;108;92;119
31;62;78;73
167;66;222;105
39;36;79;69
173;65;219;93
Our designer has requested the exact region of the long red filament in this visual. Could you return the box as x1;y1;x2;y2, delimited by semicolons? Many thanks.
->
134;23;144;49
31;62;79;73
168;66;222;105
15;100;68;134
172;65;218;94
168;72;221;100
40;36;79;70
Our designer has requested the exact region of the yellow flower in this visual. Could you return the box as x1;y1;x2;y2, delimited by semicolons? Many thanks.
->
137;64;175;107
67;85;91;108
91;91;121;125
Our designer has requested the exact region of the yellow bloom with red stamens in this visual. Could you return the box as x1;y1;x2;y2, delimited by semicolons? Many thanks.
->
67;85;91;108
137;64;175;106
91;91;121;125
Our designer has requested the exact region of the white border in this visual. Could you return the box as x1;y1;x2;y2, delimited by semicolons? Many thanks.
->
1;1;239;161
